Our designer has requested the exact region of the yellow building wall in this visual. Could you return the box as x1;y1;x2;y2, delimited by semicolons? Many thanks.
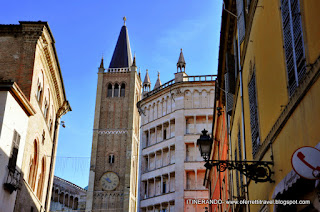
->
302;0;320;63
228;0;320;211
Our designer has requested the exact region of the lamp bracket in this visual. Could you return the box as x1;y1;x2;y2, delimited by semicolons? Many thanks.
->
205;159;274;183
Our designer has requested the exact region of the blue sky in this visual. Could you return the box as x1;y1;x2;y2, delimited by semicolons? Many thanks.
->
2;0;222;188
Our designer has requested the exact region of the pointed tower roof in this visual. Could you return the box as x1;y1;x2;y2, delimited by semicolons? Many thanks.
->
100;56;104;68
98;56;105;73
132;53;136;67
177;48;186;72
109;17;133;68
143;69;151;85
154;72;162;89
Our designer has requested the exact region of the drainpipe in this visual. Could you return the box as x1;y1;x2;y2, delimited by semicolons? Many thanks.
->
238;32;250;212
226;114;234;212
44;101;70;211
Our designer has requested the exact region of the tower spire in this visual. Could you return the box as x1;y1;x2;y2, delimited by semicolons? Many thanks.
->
109;18;133;69
154;71;162;89
143;69;151;93
98;56;105;73
177;48;186;72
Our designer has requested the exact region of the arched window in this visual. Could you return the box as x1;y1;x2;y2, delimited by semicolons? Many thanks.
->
49;119;53;134
54;189;59;202
43;99;49;119
107;84;112;97
74;197;79;210
28;140;38;191
114;84;119;97
120;83;125;97
36;80;42;103
59;192;64;204
65;194;69;207
36;157;46;201
69;196;74;208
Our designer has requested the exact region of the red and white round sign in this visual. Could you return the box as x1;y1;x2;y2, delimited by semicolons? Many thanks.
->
291;146;320;180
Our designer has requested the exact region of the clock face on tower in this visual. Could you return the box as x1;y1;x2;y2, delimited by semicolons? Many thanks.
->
100;171;120;191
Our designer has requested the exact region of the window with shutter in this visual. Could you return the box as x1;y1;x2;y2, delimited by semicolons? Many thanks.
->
280;0;306;97
8;130;21;172
248;72;260;157
237;129;244;194
236;0;246;44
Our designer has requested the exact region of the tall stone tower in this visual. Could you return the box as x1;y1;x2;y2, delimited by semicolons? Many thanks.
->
86;18;141;212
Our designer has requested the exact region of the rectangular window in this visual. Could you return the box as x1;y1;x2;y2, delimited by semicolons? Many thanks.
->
281;0;306;96
236;0;246;44
248;72;260;156
8;130;21;172
163;181;166;194
108;154;114;164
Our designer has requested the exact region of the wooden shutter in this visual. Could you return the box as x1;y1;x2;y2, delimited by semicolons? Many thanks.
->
248;72;260;156
281;0;306;96
8;130;21;171
225;73;235;115
236;0;246;44
291;0;306;82
225;53;236;115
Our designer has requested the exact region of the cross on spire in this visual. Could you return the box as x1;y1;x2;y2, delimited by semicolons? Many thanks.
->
123;16;127;25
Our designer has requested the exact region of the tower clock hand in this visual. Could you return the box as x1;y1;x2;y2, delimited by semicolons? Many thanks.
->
105;177;111;183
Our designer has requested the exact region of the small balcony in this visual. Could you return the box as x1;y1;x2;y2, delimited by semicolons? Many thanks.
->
3;166;21;194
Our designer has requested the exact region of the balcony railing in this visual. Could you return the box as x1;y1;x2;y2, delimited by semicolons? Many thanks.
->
183;75;216;82
142;75;216;98
3;166;21;193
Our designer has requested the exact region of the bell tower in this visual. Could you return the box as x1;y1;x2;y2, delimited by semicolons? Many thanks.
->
86;17;141;212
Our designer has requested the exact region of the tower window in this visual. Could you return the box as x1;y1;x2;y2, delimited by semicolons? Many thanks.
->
120;83;125;97
109;154;115;164
114;84;119;97
107;84;112;97
36;81;42;103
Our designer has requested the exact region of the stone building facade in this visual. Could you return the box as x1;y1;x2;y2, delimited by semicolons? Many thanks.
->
0;21;70;212
86;19;141;212
138;50;215;211
50;176;87;211
0;82;35;212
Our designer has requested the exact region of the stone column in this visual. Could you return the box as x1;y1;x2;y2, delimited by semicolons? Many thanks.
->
161;148;164;167
193;115;196;134
154;152;157;169
148;154;150;171
195;169;198;189
112;85;114;97
168;121;171;138
155;127;157;143
147;180;149;198
168;173;171;193
194;142;197;161
161;175;163;194
206;115;209;131
168;146;171;164
153;178;156;197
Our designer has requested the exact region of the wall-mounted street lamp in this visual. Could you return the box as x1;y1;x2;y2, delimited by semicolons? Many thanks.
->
197;129;274;183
